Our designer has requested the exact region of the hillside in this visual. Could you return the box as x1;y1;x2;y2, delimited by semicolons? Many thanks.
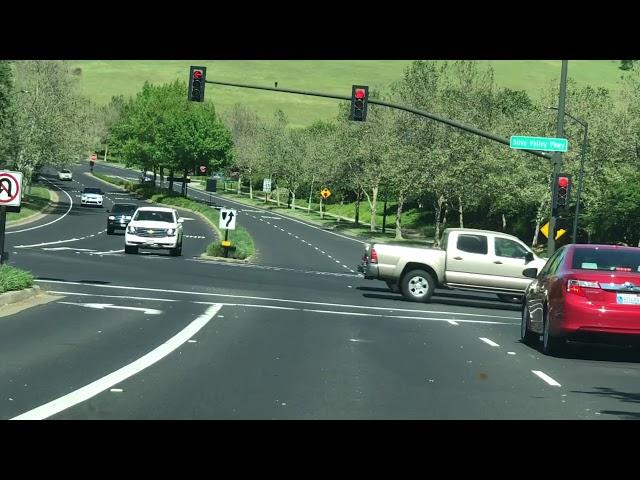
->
70;60;630;127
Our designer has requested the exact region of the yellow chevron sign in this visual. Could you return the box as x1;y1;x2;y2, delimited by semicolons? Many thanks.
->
540;222;566;240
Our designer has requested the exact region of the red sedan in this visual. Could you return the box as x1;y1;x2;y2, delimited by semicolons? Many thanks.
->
521;244;640;355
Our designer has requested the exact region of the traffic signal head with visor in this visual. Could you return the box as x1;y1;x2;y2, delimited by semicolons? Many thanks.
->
188;66;207;102
350;85;369;121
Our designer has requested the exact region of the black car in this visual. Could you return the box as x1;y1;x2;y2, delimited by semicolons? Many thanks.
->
106;203;138;235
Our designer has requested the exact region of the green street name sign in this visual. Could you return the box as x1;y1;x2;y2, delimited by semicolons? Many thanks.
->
510;136;568;152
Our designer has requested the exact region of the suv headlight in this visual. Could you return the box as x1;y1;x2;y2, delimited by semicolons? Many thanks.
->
108;216;115;220
166;228;176;236
127;225;136;234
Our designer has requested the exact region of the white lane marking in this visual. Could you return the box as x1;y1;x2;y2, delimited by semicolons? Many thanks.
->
479;337;500;347
58;301;163;315
320;251;326;254
42;247;97;252
314;247;319;250
8;176;74;235
507;351;516;355
48;291;178;302
11;304;223;420
280;228;285;232
89;249;125;255
261;216;281;220
287;232;292;235
335;260;340;263
36;281;520;320
211;303;511;325
187;340;197;343
447;320;459;325
16;237;83;248
110;389;123;393
532;370;562;387
342;264;349;269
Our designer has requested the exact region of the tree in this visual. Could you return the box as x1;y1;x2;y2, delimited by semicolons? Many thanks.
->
3;61;95;192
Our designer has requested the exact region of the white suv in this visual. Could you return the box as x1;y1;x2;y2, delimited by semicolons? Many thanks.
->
81;187;104;207
124;207;184;256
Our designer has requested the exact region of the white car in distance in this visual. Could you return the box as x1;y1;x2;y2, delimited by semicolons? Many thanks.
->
58;169;73;181
124;207;184;256
80;187;104;207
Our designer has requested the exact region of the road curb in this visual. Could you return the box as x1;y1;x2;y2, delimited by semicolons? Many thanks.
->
0;285;44;308
198;254;254;264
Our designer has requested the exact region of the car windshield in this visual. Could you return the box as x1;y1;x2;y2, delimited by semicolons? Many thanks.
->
62;170;71;173
111;204;137;215
83;188;102;194
572;248;640;272
134;210;174;223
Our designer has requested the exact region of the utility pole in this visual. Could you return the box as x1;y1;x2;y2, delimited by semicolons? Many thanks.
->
547;60;568;257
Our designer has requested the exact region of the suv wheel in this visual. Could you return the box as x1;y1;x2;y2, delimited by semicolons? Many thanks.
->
125;245;138;254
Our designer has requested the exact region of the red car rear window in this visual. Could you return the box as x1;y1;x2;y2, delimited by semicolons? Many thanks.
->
572;248;640;272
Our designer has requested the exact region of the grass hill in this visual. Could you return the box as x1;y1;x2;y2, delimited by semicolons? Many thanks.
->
70;60;630;127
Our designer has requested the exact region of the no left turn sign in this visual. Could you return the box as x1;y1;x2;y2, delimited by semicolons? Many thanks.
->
0;171;23;207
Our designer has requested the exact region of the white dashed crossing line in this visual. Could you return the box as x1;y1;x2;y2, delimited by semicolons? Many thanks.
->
479;337;500;347
532;370;562;387
447;320;459;326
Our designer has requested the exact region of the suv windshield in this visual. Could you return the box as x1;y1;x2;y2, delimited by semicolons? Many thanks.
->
572;248;640;272
83;188;102;195
112;204;137;215
134;210;174;223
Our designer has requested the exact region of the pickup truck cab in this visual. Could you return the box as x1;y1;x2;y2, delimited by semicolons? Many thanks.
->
358;228;547;303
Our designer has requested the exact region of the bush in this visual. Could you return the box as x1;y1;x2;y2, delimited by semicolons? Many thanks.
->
0;265;34;294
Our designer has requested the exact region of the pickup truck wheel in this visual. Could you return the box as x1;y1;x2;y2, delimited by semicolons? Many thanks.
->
385;280;401;294
401;269;435;303
125;245;138;254
170;243;182;257
106;227;114;235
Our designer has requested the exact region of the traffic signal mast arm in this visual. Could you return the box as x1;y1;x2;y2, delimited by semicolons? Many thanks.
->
203;78;553;161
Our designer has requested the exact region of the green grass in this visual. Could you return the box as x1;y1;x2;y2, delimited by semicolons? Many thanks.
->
93;173;254;259
0;265;34;294
6;186;51;223
70;60;631;127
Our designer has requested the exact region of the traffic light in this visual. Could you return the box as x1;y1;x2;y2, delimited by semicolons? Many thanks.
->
350;85;369;121
188;66;207;102
553;173;572;209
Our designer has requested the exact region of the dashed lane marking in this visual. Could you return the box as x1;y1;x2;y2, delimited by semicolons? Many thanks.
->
532;370;562;387
479;337;500;347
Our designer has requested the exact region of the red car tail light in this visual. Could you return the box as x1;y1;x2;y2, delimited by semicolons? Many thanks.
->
566;279;600;296
370;247;378;264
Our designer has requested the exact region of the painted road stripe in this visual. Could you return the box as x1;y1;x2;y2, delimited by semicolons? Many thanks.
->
532;370;562;387
11;304;223;420
447;320;459;325
8;176;73;235
479;337;500;347
48;291;178;302
16;237;83;248
36;280;520;320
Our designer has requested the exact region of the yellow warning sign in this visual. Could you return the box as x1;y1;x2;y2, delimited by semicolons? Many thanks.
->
540;222;566;240
320;188;331;199
221;240;231;247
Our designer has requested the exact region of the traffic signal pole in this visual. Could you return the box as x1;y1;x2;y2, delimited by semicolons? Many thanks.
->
548;60;569;257
204;79;554;161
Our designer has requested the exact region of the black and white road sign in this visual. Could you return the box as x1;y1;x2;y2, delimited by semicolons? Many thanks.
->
219;208;237;230
0;171;23;207
263;178;272;193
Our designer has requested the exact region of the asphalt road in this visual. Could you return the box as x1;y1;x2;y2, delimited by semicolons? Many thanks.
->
2;162;639;420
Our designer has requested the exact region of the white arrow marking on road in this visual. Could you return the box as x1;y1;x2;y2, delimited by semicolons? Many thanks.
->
58;301;162;315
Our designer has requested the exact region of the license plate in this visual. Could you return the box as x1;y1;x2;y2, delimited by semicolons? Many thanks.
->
617;293;640;305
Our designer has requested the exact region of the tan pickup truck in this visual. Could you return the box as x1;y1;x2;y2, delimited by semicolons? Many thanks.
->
358;228;547;303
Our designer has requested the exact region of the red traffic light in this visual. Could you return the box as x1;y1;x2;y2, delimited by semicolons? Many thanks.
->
558;176;569;188
193;70;203;79
355;88;366;99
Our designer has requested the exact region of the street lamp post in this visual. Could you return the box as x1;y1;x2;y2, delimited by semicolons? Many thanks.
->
549;107;588;244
